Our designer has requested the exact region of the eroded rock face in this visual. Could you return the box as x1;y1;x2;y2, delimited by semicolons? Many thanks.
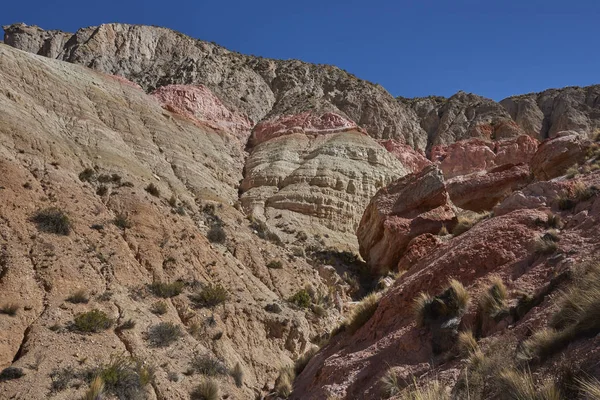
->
530;133;591;180
357;165;456;273
377;139;432;173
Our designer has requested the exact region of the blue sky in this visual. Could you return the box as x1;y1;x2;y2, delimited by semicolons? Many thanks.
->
2;0;599;100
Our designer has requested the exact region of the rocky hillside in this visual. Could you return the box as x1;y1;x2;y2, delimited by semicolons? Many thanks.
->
1;22;600;400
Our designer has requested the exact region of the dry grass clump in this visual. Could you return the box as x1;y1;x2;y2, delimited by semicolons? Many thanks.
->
479;276;508;317
150;301;168;315
534;236;558;255
577;377;600;400
113;213;132;229
190;283;229;308
190;378;219;400
145;183;160;197
453;212;490;237
274;366;295;398
149;281;184;298
231;362;244;388
72;309;113;333
0;302;19;316
267;260;283;269
380;368;402;398
294;347;319;375
346;292;380;334
558;182;596;210
67;289;89;304
92;354;154;398
82;376;104;400
457;331;479;356
147;322;183;347
32;207;72;235
414;279;470;326
189;353;228;377
401;379;450;400
498;369;561;400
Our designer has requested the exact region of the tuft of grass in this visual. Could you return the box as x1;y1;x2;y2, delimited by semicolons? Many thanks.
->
149;281;184;298
67;289;90;304
145;183;160;197
147;322;183;347
558;182;596;210
191;379;220;400
31;207;72;235
312;304;327;318
82;376;104;400
453;212;490;237
414;279;470;327
380;368;402;398
79;168;96;182
190;283;229;308
117;319;136;331
578;377;600;400
207;225;227;244
479;276;508;317
267;260;283;269
150;301;168;315
401;378;450;400
274;366;295;398
294;347;318;375
231;362;244;388
113;213;132;229
498;369;561;400
91;354;154;399
72;309;113;333
0;366;24;381
534;236;558;255
457;331;479;356
0;302;19;316
546;213;562;229
438;225;449;236
346;292;380;334
289;289;312;309
190;353;228;377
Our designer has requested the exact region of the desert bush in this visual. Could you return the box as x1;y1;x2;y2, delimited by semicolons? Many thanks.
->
414;279;469;326
72;309;113;333
96;185;108;196
190;283;229;308
67;289;89;304
457;331;479;356
148;322;183;347
90;354;154;399
32;207;72;235
267;260;283;269
479;276;508;317
249;218;283;245
191;379;219;400
231;362;244;388
498;369;561;400
145;183;160;197
0;366;24;381
150;301;168;315
149;281;184;298
50;366;79;392
207;225;226;244
312;304;327;317
117;319;136;331
289;289;311;309
346;292;380;334
190;353;228;377
274;366;295;398
113;213;132;229
0;302;19;316
79;168;96;182
294;347;318;375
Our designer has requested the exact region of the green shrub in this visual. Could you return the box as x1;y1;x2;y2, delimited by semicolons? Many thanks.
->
91;354;154;399
145;183;160;197
190;284;229;308
190;353;228;376
0;367;24;381
113;213;132;229
67;289;89;304
32;208;72;235
289;289;311;309
267;260;283;269
207;225;227;244
191;379;219;400
346;292;380;334
72;309;113;333
148;322;183;347
117;319;136;331
149;281;184;298
0;302;19;316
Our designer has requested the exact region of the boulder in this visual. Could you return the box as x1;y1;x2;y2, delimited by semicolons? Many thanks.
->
530;133;590;180
357;165;456;273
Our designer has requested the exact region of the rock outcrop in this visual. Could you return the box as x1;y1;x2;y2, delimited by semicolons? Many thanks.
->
530;132;591;180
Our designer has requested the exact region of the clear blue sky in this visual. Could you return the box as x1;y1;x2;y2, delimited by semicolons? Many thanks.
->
2;0;599;100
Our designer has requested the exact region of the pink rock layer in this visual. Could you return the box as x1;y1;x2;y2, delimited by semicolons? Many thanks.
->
377;139;432;173
250;112;362;147
151;84;253;142
430;135;538;178
105;73;143;90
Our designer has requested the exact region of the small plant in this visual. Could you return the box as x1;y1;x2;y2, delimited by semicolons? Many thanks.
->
190;283;229;308
190;353;228;376
92;354;154;398
380;368;402;398
414;279;470;327
0;366;24;381
50;366;79;392
207;225;227;244
267;260;283;269
558;182;596;210
289;289;312;309
401;378;450;400
79;168;96;182
149;281;184;298
534;236;558;255
294;347;318;375
498;369;561;400
82;376;105;400
438;225;449;236
346;292;380;334
168;195;177;207
0;302;19;316
31;207;72;235
113;213;132;229
274;366;295;398
312;304;327;317
578;377;600;400
453;212;489;237
191;379;220;400
479;276;508;317
231;362;244;388
96;185;108;196
67;289;89;304
150;301;168;315
457;331;479;356
145;183;160;197
117;319;136;331
148;322;183;347
546;213;562;229
72;309;113;333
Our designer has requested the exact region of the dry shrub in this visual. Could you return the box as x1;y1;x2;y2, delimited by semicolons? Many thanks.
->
191;378;219;400
294;347;318;375
457;331;479;356
479;276;508;317
275;366;295;398
414;279;470;327
498;369;561;400
346;292;380;334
